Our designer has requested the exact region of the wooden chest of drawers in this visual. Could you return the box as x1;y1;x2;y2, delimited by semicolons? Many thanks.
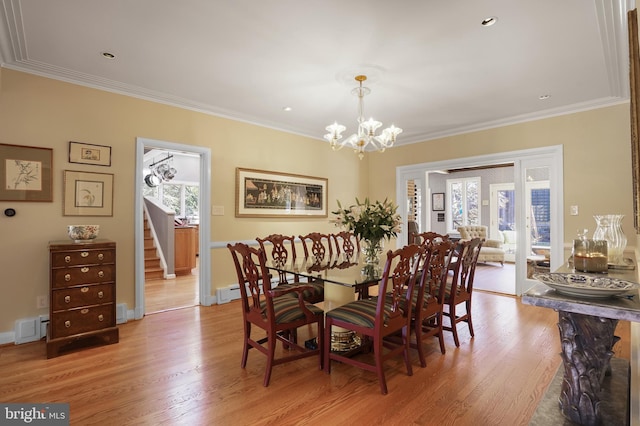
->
47;239;119;358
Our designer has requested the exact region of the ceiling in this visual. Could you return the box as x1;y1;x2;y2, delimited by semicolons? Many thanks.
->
0;0;634;148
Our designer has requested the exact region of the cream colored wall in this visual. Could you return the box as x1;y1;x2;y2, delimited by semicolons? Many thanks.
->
0;67;636;336
367;104;636;253
0;69;367;333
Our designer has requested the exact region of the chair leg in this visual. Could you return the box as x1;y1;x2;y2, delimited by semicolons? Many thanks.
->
449;306;461;347
263;331;277;387
402;327;413;377
241;321;251;368
466;300;474;337
415;319;426;368
373;338;388;395
436;314;446;354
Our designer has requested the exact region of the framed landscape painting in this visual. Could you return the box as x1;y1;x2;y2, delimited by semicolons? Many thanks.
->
235;168;327;218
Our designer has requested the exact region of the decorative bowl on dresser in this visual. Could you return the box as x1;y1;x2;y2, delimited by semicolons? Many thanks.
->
47;239;119;358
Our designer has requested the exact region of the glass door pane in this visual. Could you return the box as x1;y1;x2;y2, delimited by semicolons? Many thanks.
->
524;167;551;276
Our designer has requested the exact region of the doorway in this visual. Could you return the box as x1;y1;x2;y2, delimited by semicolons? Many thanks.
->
134;138;212;320
396;145;563;296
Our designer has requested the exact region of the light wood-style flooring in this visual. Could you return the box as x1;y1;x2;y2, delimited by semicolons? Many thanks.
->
144;264;199;314
0;283;631;425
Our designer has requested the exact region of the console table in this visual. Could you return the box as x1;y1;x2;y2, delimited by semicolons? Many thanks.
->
523;264;640;426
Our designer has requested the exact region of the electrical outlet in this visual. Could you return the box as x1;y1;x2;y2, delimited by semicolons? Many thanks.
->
570;205;579;216
37;295;48;309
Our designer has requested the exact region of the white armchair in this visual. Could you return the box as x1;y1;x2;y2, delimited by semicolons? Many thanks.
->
457;225;505;266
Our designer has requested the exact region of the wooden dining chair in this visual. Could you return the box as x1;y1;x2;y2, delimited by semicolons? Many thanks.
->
410;239;455;367
414;231;449;246
298;232;335;304
331;231;360;258
257;233;325;304
227;242;324;387
324;244;423;394
300;232;334;260
442;238;483;347
256;234;299;285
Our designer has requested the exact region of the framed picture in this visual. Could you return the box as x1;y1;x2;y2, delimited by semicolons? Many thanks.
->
63;170;114;216
69;141;112;166
236;167;328;218
0;143;53;201
432;192;445;211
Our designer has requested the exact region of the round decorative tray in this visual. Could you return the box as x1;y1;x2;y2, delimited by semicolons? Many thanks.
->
533;272;639;299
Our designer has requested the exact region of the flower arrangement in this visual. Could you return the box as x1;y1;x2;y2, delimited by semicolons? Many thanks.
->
331;197;402;242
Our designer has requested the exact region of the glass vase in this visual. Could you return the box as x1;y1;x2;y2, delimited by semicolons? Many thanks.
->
592;214;627;265
362;238;383;265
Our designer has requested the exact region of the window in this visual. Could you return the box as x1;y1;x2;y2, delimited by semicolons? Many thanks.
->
446;177;480;232
143;183;199;221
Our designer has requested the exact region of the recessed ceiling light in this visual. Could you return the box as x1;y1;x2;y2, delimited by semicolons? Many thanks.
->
481;16;498;27
282;106;292;112
101;52;116;59
539;94;551;100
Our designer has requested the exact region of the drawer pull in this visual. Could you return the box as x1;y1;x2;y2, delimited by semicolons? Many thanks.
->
64;274;71;282
81;267;89;273
64;255;71;263
81;287;89;293
97;291;104;298
98;271;104;278
81;308;89;314
81;251;89;257
64;321;71;328
98;253;104;260
64;295;71;303
98;314;104;322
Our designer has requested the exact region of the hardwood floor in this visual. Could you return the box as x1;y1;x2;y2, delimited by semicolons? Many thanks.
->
0;288;631;425
473;262;516;295
144;263;199;314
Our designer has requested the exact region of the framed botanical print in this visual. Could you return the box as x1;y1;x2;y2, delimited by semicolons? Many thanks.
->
0;143;53;201
63;170;114;216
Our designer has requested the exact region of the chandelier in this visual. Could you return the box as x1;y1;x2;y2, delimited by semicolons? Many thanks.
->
324;75;402;160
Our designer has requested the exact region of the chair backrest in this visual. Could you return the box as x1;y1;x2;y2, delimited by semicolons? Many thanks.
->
419;239;456;305
331;231;360;258
414;231;449;246
299;232;333;260
227;242;274;321
457;225;488;241
375;244;424;331
256;234;297;283
448;238;483;302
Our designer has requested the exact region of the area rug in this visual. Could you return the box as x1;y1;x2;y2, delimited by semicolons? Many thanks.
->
529;357;629;425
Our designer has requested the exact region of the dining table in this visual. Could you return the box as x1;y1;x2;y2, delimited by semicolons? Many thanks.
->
265;252;383;351
522;259;640;426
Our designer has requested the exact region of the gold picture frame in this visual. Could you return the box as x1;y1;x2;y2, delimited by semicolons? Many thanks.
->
63;170;114;216
235;167;328;218
0;143;53;202
69;141;112;166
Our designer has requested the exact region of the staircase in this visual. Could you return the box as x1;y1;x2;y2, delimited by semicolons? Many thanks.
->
144;215;164;281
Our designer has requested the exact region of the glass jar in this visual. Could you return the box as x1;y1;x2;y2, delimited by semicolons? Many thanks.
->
573;238;608;273
592;215;627;265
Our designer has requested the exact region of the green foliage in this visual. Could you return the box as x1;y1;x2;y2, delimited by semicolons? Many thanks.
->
331;197;401;242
